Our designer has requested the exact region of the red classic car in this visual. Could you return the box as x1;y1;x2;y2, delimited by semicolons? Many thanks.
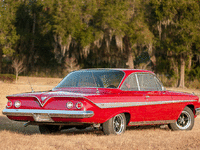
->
2;69;200;135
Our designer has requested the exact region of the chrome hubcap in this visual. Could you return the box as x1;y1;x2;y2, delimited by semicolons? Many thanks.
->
113;114;124;134
176;110;191;130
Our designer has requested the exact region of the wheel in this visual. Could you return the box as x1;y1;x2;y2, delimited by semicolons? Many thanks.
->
102;113;126;135
39;125;60;134
168;106;194;131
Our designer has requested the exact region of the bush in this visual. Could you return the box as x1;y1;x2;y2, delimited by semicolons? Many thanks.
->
185;79;200;89
188;67;200;82
0;74;16;83
157;73;178;87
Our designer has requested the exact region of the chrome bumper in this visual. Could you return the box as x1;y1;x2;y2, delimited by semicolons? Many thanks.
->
2;109;94;118
195;108;200;115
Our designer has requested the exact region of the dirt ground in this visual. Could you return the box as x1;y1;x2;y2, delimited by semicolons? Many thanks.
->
1;76;200;150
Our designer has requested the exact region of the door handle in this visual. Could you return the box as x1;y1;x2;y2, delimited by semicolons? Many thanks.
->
146;95;150;98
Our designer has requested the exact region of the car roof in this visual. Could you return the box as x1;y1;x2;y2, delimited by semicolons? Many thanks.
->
79;68;154;75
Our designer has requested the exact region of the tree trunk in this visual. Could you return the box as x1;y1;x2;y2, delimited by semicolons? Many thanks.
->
148;43;156;72
127;50;134;69
0;48;2;74
124;36;134;69
188;54;192;71
178;54;185;88
28;12;36;70
157;21;162;40
16;71;18;83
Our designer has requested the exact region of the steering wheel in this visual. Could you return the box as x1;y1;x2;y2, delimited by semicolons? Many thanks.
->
107;85;117;88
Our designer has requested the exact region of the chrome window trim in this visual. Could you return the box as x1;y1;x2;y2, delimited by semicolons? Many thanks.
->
120;73;140;91
135;74;140;91
2;109;94;118
135;72;165;91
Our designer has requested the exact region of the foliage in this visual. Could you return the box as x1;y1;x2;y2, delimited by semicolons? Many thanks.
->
188;66;200;82
0;74;16;83
185;79;200;89
64;57;80;74
0;0;200;88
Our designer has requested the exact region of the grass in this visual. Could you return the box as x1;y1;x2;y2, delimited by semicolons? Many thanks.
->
0;76;200;150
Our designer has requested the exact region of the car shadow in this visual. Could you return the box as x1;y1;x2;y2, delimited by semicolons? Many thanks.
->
0;116;103;135
126;124;170;131
0;116;40;134
0;116;170;135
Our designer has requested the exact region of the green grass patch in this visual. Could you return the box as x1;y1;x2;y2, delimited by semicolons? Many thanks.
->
0;74;16;83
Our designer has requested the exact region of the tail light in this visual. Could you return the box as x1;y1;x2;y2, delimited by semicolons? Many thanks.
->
66;101;73;109
6;101;12;108
14;101;21;108
76;102;83;109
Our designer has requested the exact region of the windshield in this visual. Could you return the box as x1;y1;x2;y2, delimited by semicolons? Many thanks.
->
55;70;124;89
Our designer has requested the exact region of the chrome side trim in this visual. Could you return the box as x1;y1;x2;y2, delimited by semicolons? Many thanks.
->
2;109;94;118
129;120;176;126
95;100;196;108
195;108;200;115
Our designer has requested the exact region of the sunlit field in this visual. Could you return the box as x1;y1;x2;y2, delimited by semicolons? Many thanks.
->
1;77;200;150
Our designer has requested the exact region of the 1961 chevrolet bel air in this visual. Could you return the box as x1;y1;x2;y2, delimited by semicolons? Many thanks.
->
2;69;200;135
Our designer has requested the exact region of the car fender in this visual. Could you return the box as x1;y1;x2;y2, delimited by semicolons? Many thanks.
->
101;109;131;123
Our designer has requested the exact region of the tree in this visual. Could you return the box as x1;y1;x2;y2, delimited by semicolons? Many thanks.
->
50;0;83;62
64;57;80;74
12;58;25;82
14;0;56;74
0;0;19;73
148;0;200;87
91;0;153;68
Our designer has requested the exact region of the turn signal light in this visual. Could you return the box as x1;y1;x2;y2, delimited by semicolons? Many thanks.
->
76;102;83;109
6;101;12;108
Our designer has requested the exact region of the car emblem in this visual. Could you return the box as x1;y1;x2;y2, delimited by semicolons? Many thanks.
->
41;96;47;101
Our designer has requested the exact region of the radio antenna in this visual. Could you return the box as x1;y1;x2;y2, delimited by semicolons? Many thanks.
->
27;76;34;93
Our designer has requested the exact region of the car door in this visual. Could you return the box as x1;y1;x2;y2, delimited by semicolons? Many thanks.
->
120;73;146;122
136;73;175;121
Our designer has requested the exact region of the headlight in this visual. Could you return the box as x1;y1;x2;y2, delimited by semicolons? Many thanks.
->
14;101;21;108
66;101;73;109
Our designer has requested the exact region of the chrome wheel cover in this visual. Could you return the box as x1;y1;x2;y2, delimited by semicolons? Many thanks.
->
113;114;125;134
176;110;191;130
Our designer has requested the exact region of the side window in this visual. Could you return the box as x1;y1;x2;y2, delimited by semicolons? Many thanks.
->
121;74;139;91
137;73;162;91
